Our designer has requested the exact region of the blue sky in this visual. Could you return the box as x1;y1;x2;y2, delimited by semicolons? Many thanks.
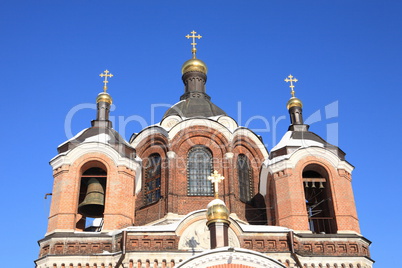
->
0;1;399;266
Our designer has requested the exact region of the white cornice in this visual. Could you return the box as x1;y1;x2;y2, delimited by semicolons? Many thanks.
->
266;146;354;174
130;125;169;148
168;118;233;142
50;142;140;171
233;127;269;159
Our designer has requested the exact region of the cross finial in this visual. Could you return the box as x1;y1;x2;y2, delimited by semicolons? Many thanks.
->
284;74;298;97
185;30;202;58
208;170;224;199
99;70;114;92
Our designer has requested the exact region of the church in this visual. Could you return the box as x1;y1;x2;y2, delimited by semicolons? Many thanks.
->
35;31;373;268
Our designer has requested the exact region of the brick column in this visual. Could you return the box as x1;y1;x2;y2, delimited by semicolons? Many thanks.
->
47;165;79;234
103;166;136;230
274;169;309;231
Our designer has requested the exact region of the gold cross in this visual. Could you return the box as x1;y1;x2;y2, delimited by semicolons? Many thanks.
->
99;70;113;92
284;74;298;97
185;30;202;58
208;170;224;199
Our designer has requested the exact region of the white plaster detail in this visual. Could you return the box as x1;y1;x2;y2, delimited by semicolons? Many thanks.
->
233;127;269;159
160;115;183;130
224;152;234;159
169;118;233;143
217;115;238;132
271;131;324;152
178;219;240;251
50;142;140;171
260;146;354;198
129;125;168;148
267;146;354;174
83;132;110;143
238;223;290;233
167;151;176;159
176;247;286;268
134;156;143;195
259;162;269;197
130;118;269;167
57;128;88;148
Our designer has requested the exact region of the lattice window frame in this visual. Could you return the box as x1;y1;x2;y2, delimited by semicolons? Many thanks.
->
187;146;213;196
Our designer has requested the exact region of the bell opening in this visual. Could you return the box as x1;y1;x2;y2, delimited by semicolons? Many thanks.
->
302;164;337;234
78;175;106;218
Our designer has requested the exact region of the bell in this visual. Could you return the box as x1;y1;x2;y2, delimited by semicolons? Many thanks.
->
78;178;105;218
311;181;316;188
304;181;309;188
319;181;325;189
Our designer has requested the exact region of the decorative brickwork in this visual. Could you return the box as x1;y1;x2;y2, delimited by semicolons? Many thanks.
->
47;150;137;234
37;65;371;268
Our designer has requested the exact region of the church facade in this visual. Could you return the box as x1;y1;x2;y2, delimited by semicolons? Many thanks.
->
35;32;373;268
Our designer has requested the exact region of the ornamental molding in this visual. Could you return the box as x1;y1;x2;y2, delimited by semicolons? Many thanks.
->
50;142;141;171
176;247;286;268
266;146;354;174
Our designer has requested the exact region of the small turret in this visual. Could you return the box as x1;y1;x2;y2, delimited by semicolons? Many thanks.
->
205;170;230;249
162;30;226;119
93;70;113;128
284;74;308;132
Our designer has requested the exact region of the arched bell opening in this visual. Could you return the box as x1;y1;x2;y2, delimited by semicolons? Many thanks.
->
76;162;107;231
303;164;336;234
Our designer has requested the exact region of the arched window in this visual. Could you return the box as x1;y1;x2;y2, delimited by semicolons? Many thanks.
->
144;154;161;205
303;164;336;234
237;154;253;202
187;146;213;196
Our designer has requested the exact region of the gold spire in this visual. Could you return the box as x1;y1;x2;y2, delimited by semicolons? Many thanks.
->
97;70;113;104
285;74;303;110
208;170;224;199
185;30;202;58
182;30;208;74
284;74;298;97
99;70;114;92
206;170;229;224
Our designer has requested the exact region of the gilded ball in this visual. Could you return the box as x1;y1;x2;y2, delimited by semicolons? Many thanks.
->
206;200;229;223
286;97;303;110
96;92;113;104
181;58;208;74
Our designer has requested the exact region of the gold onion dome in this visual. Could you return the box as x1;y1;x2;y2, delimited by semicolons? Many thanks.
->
181;58;208;74
206;199;230;224
286;96;303;110
96;92;113;104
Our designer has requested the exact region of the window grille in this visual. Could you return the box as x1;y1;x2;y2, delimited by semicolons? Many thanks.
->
187;146;213;196
237;154;253;202
144;154;161;205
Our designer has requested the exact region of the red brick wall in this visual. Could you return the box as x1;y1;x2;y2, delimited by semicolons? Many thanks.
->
133;126;268;225
135;133;169;225
47;152;136;233
269;154;360;233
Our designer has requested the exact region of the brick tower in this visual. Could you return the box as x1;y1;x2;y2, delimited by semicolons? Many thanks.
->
36;32;373;268
266;75;360;234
